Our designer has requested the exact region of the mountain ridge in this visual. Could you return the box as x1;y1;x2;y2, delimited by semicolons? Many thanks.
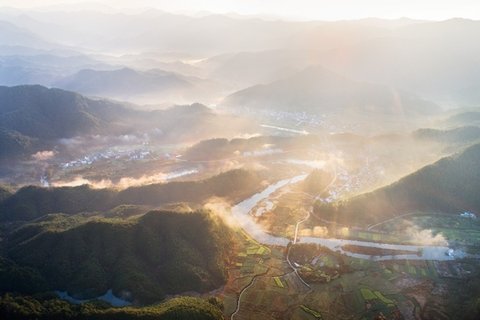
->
222;65;439;117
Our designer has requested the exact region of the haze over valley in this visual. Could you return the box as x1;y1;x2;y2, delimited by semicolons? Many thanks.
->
0;1;480;320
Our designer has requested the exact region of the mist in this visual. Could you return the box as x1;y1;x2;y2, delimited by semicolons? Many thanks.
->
1;2;480;320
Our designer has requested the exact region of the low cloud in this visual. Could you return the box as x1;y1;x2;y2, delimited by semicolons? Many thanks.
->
32;150;56;161
404;222;448;246
51;169;198;190
203;197;238;229
233;133;261;139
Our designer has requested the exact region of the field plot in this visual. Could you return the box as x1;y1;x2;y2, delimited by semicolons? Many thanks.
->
256;187;314;237
300;305;323;319
232;274;307;320
224;208;480;320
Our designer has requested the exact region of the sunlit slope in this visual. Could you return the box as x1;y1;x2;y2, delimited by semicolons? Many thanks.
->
315;142;480;226
5;210;232;304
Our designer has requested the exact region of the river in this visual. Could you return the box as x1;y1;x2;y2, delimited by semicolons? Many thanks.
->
231;175;459;261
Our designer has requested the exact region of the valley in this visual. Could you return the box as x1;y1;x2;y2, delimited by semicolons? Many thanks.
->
1;2;480;319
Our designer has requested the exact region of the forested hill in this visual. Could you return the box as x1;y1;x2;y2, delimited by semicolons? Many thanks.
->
0;169;261;222
314;142;480;226
0;85;222;159
0;85;130;140
4;210;232;304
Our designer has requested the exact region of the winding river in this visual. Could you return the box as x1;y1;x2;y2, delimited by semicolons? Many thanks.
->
231;175;459;261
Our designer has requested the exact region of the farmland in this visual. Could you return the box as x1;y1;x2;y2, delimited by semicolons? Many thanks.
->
218;173;480;320
221;221;465;320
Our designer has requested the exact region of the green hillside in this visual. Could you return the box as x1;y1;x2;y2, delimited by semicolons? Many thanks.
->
314;143;480;226
0;85;113;140
0;169;261;222
5;210;232;304
0;128;37;159
0;85;225;159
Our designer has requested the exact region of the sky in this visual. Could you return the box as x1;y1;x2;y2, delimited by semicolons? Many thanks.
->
2;0;480;21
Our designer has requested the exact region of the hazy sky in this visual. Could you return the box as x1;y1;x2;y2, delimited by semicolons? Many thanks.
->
3;0;480;20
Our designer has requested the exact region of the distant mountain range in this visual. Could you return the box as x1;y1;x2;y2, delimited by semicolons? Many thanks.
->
222;66;439;116
198;50;314;90
441;111;480;128
0;53;112;87
0;11;312;55
54;67;220;104
413;126;480;144
56;68;191;95
0;20;57;50
2;13;480;107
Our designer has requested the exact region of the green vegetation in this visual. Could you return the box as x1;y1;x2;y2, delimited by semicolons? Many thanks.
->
184;135;318;161
341;245;419;256
0;85;114;141
446;266;480;320
0;257;48;294
0;168;261;222
0;128;36;159
0;85;227;159
314;142;480;226
0;294;224;320
290;244;351;283
360;288;377;300
300;305;322;319
273;277;284;288
4;210;233;303
0;185;116;221
119;168;261;206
